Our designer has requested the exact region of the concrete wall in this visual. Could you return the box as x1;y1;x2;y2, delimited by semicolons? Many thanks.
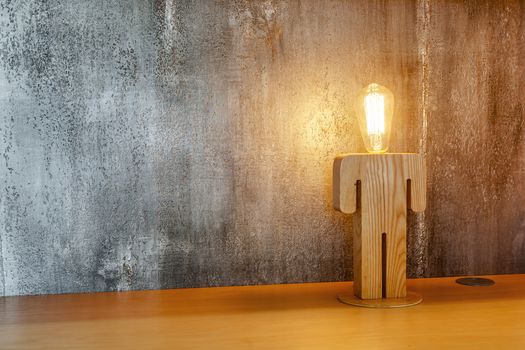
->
0;0;523;296
423;1;525;276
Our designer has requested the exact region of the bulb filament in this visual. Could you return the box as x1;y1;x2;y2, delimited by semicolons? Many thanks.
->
364;91;385;152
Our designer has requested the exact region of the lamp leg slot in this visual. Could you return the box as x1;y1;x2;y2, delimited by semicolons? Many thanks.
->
382;233;387;299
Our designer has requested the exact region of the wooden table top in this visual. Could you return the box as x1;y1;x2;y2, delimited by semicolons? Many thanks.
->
1;274;524;349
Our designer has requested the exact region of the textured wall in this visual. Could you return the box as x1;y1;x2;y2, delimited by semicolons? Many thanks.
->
422;0;525;276
0;0;524;296
0;0;160;295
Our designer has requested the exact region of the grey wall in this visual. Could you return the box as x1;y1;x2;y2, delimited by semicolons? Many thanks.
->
0;0;524;296
423;1;525;276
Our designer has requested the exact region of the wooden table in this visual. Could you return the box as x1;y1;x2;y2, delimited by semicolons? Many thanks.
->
1;275;524;349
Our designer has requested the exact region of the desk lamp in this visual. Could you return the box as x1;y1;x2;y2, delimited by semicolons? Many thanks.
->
333;83;426;308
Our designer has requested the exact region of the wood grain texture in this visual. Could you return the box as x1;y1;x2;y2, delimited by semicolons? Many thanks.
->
1;275;524;349
334;153;426;299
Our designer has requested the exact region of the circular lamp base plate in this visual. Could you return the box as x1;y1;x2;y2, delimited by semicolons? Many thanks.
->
337;292;423;308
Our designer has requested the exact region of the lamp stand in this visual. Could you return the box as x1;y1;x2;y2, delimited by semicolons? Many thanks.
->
333;153;426;308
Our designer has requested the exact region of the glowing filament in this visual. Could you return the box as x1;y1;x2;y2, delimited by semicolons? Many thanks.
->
364;92;385;151
364;92;385;135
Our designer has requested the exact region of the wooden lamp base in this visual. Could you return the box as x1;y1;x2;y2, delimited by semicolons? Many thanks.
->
337;292;422;308
333;153;426;307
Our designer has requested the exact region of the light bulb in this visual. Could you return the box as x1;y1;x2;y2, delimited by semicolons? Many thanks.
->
355;83;394;153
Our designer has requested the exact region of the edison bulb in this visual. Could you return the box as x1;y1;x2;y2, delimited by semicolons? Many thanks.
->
355;83;394;153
